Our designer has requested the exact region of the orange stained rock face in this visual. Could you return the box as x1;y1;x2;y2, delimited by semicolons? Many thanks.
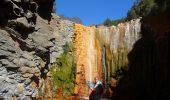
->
95;39;103;80
73;19;141;95
74;24;100;95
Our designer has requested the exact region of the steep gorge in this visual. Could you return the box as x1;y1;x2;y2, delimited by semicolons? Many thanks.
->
0;0;170;99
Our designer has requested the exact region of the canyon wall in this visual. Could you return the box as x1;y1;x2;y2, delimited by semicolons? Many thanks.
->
0;0;74;99
112;12;170;100
74;19;141;96
1;1;169;99
73;10;170;100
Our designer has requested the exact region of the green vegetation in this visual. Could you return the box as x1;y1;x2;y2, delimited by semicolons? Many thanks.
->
110;48;128;80
113;67;125;80
103;18;127;26
127;0;157;20
49;42;75;97
127;0;170;20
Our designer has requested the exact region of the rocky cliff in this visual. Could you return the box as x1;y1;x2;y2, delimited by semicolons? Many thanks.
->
112;12;170;100
74;19;141;96
1;0;169;99
0;0;74;99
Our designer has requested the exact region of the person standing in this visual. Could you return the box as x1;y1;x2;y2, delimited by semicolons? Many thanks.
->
89;77;103;100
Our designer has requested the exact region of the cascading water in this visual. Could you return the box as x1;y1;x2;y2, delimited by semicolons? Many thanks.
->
74;18;141;96
102;46;107;82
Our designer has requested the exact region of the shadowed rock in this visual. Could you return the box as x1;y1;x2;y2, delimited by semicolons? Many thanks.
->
112;12;170;100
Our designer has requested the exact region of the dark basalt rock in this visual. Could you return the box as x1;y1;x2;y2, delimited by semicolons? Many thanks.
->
34;0;55;22
0;0;37;21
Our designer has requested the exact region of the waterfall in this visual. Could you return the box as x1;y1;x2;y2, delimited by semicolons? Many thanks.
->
74;19;141;95
102;46;107;82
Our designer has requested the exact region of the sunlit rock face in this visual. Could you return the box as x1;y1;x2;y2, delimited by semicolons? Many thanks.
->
96;19;141;79
74;19;141;96
74;24;98;96
0;0;74;99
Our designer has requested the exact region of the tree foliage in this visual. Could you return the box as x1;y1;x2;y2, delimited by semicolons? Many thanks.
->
49;42;75;97
103;18;127;26
127;0;170;20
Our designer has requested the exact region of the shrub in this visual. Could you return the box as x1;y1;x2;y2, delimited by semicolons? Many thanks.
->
127;0;170;20
103;18;127;26
49;42;75;97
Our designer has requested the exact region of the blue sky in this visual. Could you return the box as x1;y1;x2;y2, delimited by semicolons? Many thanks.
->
56;0;136;26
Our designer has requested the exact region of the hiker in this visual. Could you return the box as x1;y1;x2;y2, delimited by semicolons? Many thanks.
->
87;81;94;94
89;77;103;100
94;77;102;89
